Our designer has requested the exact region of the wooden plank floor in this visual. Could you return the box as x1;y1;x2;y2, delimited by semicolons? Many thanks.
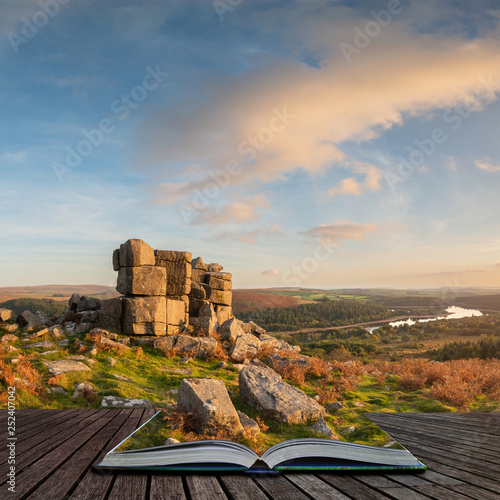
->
2;410;499;499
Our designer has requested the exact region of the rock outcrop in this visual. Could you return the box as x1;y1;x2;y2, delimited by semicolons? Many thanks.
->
178;378;244;438
238;360;326;424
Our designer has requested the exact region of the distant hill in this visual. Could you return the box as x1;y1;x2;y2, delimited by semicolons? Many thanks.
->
451;294;500;312
0;284;119;304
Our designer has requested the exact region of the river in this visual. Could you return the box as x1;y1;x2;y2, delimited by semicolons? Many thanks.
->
365;306;483;334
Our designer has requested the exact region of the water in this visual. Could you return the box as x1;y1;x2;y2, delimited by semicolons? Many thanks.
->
366;306;483;334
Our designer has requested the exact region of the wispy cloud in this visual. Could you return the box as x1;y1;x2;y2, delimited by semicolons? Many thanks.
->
216;225;282;244
191;194;270;226
474;157;500;172
301;221;378;247
262;268;279;276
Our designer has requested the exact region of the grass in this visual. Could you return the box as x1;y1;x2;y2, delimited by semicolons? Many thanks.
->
1;323;499;454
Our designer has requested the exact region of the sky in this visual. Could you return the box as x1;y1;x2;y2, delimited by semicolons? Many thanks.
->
1;0;500;290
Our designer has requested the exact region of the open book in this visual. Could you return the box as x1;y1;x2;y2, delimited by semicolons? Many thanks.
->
96;411;426;473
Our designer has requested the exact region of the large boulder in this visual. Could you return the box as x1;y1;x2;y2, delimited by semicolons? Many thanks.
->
99;297;123;331
230;334;261;362
117;266;166;296
206;288;232;306
44;360;92;376
205;273;232;291
194;303;218;336
215;305;233;325
119;239;156;267
77;296;101;312
219;318;244;342
178;378;244;438
239;360;326;424
16;310;43;330
237;411;260;439
122;296;166;336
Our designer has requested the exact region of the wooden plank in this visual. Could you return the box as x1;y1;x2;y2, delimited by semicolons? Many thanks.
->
451;484;500;500
381;434;500;483
15;409;81;438
185;475;228;499
411;456;500;494
318;475;393;500
366;418;500;459
285;474;352;499
68;410;145;500
10;410;115;498
412;485;480;500
0;409;105;487
0;409;72;443
368;414;500;451
108;473;148;500
27;410;132;500
1;409;83;464
218;474;270;500
150;475;187;500
254;475;310;500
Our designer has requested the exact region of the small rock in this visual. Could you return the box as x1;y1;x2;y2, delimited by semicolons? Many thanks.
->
75;322;92;334
353;401;364;407
113;374;129;381
168;388;179;394
87;346;98;356
117;337;130;346
40;350;59;356
100;396;155;409
11;359;19;364
326;402;345;412
56;339;69;346
309;417;333;437
165;438;180;445
1;334;18;344
216;361;228;369
181;357;192;363
345;426;356;434
237;411;260;438
64;322;77;334
23;341;55;349
72;382;96;399
47;386;67;395
107;357;117;366
0;308;14;322
2;324;18;333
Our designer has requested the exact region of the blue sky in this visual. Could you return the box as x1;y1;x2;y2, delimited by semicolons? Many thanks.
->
1;0;500;289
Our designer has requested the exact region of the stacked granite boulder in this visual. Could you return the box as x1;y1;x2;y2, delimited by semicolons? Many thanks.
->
189;257;233;326
99;238;235;337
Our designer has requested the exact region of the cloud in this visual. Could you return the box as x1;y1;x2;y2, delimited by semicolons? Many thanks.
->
190;194;270;226
474;157;500;172
134;8;500;204
301;221;378;247
262;268;279;276
216;225;282;244
326;161;382;196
